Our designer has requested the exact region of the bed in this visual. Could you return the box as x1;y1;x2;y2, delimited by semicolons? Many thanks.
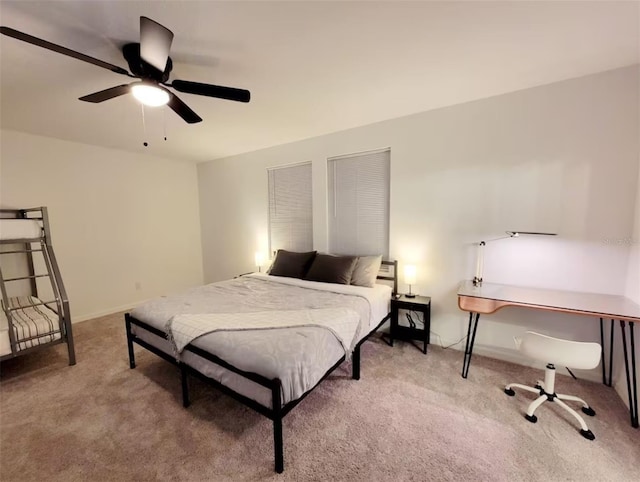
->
0;208;75;365
0;296;62;356
125;258;397;473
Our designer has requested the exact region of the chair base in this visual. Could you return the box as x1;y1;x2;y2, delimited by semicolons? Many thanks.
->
580;429;595;440
505;376;596;440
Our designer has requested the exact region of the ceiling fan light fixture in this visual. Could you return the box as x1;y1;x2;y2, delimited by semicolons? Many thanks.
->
131;83;170;107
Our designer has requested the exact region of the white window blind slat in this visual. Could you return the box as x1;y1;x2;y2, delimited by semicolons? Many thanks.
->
328;149;390;257
268;162;313;253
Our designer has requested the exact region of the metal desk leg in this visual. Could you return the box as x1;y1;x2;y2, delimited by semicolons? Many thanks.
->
461;312;480;379
600;318;605;383
631;322;638;428
600;318;615;386
608;319;614;387
620;320;638;428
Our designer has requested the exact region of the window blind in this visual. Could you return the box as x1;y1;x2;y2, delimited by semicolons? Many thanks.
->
328;149;390;257
268;162;313;253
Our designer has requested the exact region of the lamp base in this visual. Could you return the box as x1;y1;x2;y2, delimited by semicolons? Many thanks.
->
405;293;416;298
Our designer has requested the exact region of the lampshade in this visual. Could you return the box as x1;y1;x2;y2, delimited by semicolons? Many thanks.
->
131;83;170;107
404;265;417;285
255;252;266;268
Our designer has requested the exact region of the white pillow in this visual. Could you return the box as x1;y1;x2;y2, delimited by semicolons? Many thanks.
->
350;255;383;287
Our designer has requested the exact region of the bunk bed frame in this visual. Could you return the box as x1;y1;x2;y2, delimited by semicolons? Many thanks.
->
125;260;397;473
0;207;75;365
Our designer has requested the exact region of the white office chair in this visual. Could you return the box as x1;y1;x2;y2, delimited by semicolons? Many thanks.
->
504;331;601;440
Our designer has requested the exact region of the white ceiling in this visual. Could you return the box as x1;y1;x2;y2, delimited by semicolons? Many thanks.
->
0;1;638;163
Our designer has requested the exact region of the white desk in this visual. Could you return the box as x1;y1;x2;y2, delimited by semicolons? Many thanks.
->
457;280;639;428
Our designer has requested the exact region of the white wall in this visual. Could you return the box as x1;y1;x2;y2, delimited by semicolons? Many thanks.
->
198;66;639;383
619;140;640;409
626;100;640;305
0;130;204;321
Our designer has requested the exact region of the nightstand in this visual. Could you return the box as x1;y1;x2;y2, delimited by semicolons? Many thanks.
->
389;294;431;354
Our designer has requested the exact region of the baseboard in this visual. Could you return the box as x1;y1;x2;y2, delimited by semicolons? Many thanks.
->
72;299;152;324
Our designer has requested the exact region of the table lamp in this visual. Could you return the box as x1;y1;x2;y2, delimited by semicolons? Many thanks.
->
255;252;266;272
473;231;556;286
404;264;417;298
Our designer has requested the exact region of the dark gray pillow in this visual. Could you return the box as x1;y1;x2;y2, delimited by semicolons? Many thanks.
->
269;250;317;279
304;254;358;285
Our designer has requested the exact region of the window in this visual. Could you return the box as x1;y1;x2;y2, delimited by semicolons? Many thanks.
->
268;162;313;253
328;148;390;257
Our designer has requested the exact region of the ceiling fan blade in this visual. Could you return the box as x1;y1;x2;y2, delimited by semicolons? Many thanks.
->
79;84;131;103
0;26;129;76
168;92;202;124
170;79;250;103
140;17;174;72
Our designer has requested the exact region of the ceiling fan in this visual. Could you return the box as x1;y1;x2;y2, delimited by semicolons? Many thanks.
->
0;17;251;124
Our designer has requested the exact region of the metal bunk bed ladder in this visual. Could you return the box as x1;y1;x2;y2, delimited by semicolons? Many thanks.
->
0;207;75;365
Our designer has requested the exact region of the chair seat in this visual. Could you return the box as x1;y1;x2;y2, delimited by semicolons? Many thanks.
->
518;331;600;370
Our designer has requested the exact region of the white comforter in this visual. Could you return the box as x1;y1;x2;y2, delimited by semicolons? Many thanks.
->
130;274;392;407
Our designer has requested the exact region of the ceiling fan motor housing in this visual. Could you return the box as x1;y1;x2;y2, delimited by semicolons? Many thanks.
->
122;43;172;83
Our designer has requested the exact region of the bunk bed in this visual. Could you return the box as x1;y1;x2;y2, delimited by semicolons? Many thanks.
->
0;207;75;365
125;259;397;473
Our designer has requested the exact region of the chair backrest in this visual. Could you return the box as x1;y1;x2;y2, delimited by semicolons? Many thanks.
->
517;331;601;370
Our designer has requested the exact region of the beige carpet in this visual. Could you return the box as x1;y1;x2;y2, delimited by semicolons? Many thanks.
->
1;312;638;481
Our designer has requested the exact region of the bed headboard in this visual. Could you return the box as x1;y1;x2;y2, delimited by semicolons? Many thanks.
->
377;260;398;295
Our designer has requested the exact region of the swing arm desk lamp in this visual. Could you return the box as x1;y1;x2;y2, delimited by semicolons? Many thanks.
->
472;231;557;286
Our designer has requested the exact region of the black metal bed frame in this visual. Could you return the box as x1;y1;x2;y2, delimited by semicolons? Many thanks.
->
124;260;397;473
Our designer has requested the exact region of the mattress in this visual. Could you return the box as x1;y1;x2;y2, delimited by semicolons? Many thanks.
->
130;274;392;408
0;219;43;241
0;296;61;356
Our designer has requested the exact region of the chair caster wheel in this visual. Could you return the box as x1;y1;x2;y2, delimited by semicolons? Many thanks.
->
525;414;537;423
504;388;515;397
580;429;595;440
581;406;596;417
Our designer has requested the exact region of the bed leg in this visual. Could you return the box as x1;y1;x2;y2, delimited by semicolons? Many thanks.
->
352;344;361;380
64;315;76;366
125;314;136;369
181;365;191;408
271;379;284;473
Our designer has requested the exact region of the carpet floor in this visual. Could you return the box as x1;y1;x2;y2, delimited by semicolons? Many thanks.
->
0;312;638;481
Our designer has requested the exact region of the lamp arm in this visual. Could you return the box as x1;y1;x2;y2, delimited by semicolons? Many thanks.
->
473;232;518;285
473;241;485;285
482;235;515;243
472;231;552;285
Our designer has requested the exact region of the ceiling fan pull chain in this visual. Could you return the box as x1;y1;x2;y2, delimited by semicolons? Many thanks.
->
163;107;167;141
141;104;148;147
